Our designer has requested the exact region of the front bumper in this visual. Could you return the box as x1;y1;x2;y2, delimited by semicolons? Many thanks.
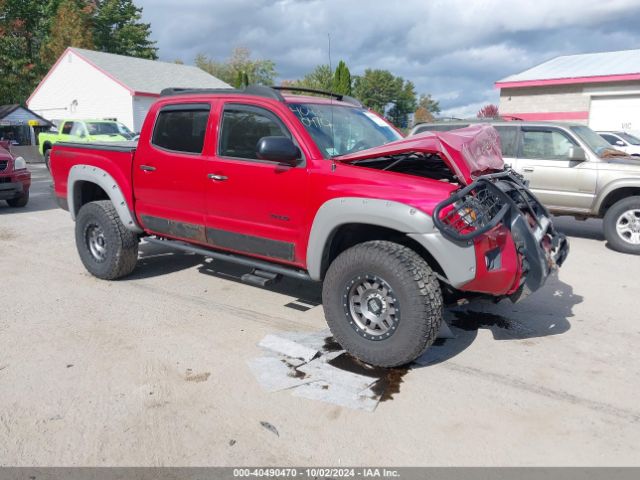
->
0;180;24;200
433;170;569;300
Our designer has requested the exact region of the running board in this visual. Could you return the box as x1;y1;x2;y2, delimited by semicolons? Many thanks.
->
145;237;311;281
241;269;281;287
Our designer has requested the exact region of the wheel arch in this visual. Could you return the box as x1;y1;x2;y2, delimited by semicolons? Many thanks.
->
597;183;640;216
67;164;142;233
306;197;476;286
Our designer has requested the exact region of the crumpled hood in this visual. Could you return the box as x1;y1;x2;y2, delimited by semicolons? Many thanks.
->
335;124;504;184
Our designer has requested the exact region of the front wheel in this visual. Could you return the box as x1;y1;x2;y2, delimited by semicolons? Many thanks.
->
322;240;443;367
603;196;640;254
44;149;51;170
75;200;139;279
6;189;29;207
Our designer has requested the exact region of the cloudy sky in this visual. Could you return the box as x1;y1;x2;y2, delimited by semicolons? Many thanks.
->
137;0;640;117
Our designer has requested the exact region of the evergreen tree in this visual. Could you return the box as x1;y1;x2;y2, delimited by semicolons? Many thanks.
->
333;60;351;95
93;0;157;59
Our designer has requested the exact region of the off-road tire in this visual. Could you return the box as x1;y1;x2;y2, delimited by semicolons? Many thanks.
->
44;149;51;171
322;240;443;367
6;189;29;207
75;200;138;279
603;196;640;254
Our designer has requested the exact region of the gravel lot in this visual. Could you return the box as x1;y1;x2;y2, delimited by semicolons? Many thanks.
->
1;164;639;466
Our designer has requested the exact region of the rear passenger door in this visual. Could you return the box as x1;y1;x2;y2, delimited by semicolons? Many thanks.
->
515;127;597;211
133;103;211;238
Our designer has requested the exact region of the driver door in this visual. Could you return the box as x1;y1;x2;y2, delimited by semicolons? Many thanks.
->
204;102;309;265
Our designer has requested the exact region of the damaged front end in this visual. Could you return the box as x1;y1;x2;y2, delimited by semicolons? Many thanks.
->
433;170;569;301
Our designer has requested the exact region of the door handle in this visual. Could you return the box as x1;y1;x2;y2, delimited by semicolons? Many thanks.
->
139;165;156;172
523;167;535;173
208;174;228;181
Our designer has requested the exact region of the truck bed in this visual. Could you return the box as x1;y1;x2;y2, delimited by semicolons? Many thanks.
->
50;141;138;212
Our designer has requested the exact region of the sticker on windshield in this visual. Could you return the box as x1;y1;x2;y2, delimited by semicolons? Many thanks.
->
363;111;390;127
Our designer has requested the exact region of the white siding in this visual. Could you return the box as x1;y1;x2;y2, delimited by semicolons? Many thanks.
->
27;50;134;129
589;95;640;134
132;95;158;132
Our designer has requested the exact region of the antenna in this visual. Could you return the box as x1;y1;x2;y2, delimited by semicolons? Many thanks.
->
328;33;336;162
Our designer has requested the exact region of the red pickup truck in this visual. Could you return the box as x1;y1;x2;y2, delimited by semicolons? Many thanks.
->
50;85;568;367
0;141;30;207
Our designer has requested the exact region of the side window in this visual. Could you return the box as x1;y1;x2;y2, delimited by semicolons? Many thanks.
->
152;104;210;154
600;134;621;145
61;122;73;135
219;105;291;160
521;129;576;160
70;122;86;137
494;126;518;157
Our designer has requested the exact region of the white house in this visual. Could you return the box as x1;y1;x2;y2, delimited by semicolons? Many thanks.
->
496;49;640;135
27;47;231;132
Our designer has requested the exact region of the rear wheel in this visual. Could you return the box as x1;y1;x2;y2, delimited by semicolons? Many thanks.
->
75;200;139;279
603;196;640;254
322;240;443;367
6;189;29;207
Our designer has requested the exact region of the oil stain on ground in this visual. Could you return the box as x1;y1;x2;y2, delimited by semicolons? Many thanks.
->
327;352;409;402
449;310;534;339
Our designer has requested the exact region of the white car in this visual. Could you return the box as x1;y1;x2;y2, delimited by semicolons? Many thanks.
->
597;131;640;156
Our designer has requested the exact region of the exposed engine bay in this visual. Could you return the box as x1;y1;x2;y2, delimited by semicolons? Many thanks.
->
347;152;460;184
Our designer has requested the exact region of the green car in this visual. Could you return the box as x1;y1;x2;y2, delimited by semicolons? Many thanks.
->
39;119;136;170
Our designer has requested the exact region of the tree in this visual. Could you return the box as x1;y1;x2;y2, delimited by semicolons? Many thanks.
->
196;47;276;87
387;79;417;128
478;104;499;118
352;69;398;115
291;64;333;91
0;0;50;104
413;106;434;124
333;60;351;95
40;0;95;67
418;94;440;115
93;0;157;59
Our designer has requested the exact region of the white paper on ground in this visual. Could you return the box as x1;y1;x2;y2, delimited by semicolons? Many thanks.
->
296;356;377;391
246;357;316;392
258;334;319;362
292;381;380;412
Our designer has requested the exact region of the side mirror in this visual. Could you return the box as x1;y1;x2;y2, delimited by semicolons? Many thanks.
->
568;146;586;161
616;140;626;146
256;136;300;166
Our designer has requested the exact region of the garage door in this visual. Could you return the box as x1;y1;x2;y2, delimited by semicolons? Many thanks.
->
589;95;640;135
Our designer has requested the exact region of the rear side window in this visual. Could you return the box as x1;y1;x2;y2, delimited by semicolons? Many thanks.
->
152;104;210;154
494;126;518;157
61;122;73;135
600;133;619;145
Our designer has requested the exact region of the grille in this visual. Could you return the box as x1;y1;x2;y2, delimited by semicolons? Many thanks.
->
0;177;10;183
0;160;8;172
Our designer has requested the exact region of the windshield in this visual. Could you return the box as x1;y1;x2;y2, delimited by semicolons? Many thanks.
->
570;125;616;156
86;122;133;138
618;132;640;145
288;103;402;157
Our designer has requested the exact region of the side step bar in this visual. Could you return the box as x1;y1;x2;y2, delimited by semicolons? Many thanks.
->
145;237;312;282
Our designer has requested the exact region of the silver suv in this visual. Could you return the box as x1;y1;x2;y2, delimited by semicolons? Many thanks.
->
410;121;640;254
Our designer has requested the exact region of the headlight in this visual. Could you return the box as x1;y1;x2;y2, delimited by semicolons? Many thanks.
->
13;156;27;170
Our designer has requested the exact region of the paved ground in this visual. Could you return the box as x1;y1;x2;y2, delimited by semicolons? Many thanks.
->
1;164;639;466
